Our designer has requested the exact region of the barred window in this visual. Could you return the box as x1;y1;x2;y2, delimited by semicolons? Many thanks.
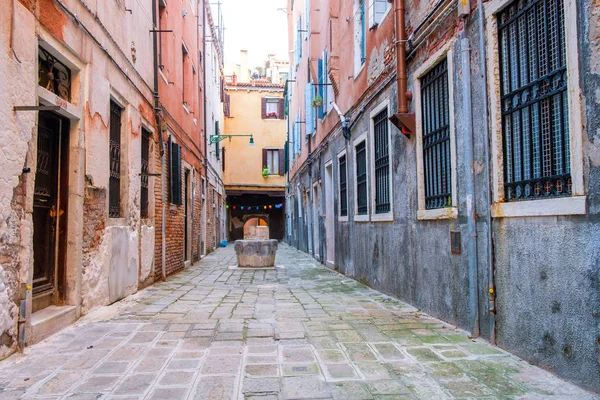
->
339;154;348;217
355;140;368;215
498;0;570;201
109;101;122;218
421;58;452;209
140;128;150;219
373;109;390;213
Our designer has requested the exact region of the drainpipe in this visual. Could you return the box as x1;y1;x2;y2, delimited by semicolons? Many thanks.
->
476;0;496;344
461;32;479;338
202;0;209;255
389;0;415;136
331;102;350;140
151;0;167;280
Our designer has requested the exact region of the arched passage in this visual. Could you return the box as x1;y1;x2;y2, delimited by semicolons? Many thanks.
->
243;217;269;239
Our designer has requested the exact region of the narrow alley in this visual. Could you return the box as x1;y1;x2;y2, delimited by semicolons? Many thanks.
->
0;245;595;399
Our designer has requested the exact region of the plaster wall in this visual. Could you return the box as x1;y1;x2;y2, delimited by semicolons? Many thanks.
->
223;88;286;188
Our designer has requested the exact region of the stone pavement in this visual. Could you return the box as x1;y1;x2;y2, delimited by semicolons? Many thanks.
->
0;244;597;400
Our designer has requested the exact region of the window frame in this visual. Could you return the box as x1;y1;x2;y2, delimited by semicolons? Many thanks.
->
353;0;367;77
108;99;124;219
414;43;458;221
337;149;349;222
485;0;586;217
353;132;369;222
266;149;280;175
369;99;394;222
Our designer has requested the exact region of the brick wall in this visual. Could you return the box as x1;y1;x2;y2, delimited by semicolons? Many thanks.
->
153;139;164;282
192;171;202;261
205;185;216;253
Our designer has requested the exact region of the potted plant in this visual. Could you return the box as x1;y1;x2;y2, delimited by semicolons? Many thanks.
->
312;95;323;108
262;166;269;178
267;111;278;118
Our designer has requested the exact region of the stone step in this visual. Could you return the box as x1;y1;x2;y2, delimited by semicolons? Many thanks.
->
30;305;77;344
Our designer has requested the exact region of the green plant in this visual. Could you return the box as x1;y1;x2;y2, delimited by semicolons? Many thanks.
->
262;166;269;177
312;95;323;108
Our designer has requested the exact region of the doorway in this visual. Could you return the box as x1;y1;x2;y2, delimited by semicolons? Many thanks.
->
32;111;69;313
184;168;190;262
312;182;320;261
325;163;335;268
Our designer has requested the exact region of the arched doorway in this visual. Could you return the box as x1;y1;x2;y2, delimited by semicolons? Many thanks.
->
244;218;269;239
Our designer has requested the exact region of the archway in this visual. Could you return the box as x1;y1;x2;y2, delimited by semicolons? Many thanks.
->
244;218;269;239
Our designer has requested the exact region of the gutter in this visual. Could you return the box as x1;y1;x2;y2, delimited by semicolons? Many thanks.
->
151;0;167;280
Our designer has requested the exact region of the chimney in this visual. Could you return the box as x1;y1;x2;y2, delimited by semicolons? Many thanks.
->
239;50;250;83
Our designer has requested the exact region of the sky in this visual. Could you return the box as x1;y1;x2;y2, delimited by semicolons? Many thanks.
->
213;0;289;68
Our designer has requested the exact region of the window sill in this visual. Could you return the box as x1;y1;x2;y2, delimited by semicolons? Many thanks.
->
354;214;369;222
339;215;349;222
371;212;393;222
417;207;458;221
354;63;366;80
182;103;190;114
491;196;586;218
106;217;128;226
159;69;169;85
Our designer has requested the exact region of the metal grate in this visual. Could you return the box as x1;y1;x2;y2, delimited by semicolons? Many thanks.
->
498;0;570;201
373;109;390;213
355;141;368;215
38;47;71;102
421;58;452;209
339;154;348;217
109;101;122;218
140;128;150;219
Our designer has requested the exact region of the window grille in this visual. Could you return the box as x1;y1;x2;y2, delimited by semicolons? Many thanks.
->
421;58;452;209
498;0;570;201
109;101;122;218
140;128;150;219
38;46;71;102
169;137;182;206
373;109;390;213
356;141;368;215
339;155;348;217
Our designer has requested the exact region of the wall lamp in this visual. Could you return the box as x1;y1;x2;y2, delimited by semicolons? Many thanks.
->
209;134;255;146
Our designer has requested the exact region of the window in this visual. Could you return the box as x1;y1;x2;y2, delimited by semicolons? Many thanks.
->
224;93;231;117
295;14;303;67
263;149;284;175
109;101;122;218
305;83;315;135
141;128;150;219
262;98;284;119
339;153;348;218
498;0;570;201
373;108;390;214
38;46;71;102
421;58;452;209
354;0;366;73
169;136;182;205
368;0;391;28
182;43;189;106
355;139;368;216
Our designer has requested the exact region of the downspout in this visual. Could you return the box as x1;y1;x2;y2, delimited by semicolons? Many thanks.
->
331;102;350;140
476;0;496;344
389;0;415;135
202;0;209;255
460;31;480;337
152;0;167;280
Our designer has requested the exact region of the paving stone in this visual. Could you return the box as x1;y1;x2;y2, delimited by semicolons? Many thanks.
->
247;354;278;364
323;363;358;379
282;363;320;376
245;364;280;377
147;387;189;400
282;346;315;363
343;344;378;362
329;381;373;399
243;377;281;394
191;375;236;399
405;348;441;363
112;373;155;395
34;372;82;395
354;362;394;380
366;380;411;395
166;358;201;370
317;349;348;363
371;344;405;361
282;376;331;399
201;355;242;374
73;375;120;392
158;370;195;386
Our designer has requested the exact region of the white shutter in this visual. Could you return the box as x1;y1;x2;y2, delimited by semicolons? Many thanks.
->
368;0;375;28
374;0;388;25
305;83;314;136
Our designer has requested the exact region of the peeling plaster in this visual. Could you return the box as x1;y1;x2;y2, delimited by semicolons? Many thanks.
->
0;265;18;359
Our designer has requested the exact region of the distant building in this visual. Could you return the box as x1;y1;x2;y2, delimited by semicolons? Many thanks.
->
223;51;287;241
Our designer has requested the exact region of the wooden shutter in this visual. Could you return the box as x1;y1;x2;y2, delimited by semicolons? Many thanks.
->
305;83;314;135
262;148;268;169
261;98;267;119
317;59;325;120
224;94;230;117
284;141;289;173
222;147;225;172
278;98;285;119
170;138;182;205
279;149;285;176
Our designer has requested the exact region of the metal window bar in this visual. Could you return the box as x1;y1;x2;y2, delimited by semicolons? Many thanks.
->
421;58;452;209
374;109;390;213
339;155;348;217
38;46;71;102
109;102;122;218
140;129;150;219
356;141;368;215
498;0;570;201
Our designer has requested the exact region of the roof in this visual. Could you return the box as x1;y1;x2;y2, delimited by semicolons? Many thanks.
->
228;79;285;89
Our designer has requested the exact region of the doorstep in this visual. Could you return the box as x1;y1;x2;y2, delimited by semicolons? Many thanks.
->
30;305;77;345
